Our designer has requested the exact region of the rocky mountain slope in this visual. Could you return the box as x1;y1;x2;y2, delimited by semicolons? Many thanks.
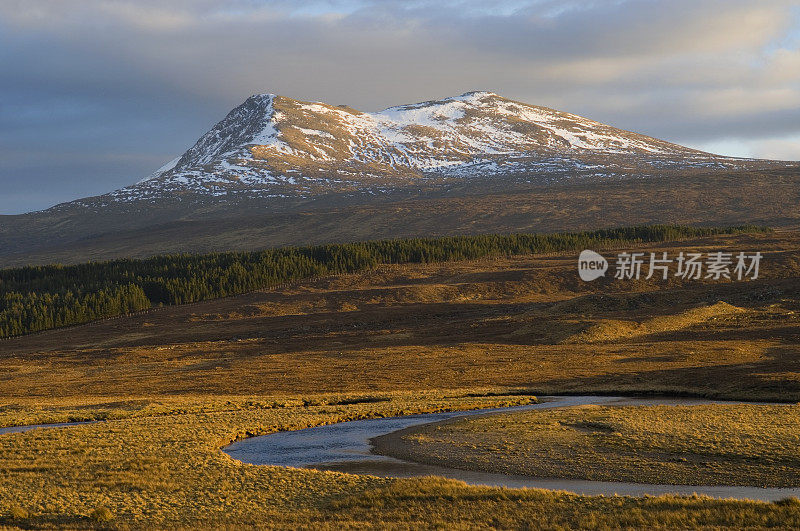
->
2;91;798;265
66;91;786;209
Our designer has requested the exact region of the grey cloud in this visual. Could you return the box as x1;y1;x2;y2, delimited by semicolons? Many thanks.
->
0;0;798;213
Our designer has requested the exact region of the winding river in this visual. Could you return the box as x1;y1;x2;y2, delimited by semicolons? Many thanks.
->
223;395;800;502
3;397;797;501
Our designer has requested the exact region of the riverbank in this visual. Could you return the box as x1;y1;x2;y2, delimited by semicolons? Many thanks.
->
372;400;800;489
224;395;800;501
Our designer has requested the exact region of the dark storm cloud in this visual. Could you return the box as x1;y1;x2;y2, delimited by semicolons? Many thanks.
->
1;0;798;213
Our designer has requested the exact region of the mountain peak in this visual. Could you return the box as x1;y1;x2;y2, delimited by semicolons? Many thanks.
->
114;90;764;205
247;92;277;101
456;90;500;99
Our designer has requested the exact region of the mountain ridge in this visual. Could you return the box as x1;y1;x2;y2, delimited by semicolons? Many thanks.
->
2;91;799;266
58;90;790;212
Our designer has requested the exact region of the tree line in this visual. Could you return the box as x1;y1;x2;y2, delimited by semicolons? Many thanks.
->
0;224;767;338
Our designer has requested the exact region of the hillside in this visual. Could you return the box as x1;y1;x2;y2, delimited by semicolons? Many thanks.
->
51;90;794;208
2;229;799;399
110;90;736;203
1;91;797;265
0;226;747;338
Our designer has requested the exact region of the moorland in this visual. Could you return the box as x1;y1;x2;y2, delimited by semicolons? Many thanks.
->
1;227;799;528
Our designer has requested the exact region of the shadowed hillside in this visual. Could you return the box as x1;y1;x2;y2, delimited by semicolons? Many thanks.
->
2;168;799;267
3;229;799;400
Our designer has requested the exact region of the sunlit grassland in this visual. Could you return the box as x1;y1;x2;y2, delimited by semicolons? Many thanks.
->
0;390;533;528
3;230;800;401
2;231;800;527
1;393;800;529
376;403;800;488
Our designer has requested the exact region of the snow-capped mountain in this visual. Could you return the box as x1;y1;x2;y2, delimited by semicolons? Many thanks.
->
90;90;778;206
5;91;799;266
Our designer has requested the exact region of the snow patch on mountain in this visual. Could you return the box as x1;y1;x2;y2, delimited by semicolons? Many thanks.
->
249;95;280;145
98;90;776;206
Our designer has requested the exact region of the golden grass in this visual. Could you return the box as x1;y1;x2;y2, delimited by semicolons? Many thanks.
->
0;391;536;528
376;403;800;488
327;477;800;530
0;394;799;529
564;301;746;343
1;232;800;527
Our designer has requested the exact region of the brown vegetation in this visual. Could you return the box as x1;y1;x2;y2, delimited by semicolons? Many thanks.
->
2;167;800;267
1;230;799;527
2;230;799;401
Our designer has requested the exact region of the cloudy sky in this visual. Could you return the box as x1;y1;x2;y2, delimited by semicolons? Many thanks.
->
1;0;799;214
